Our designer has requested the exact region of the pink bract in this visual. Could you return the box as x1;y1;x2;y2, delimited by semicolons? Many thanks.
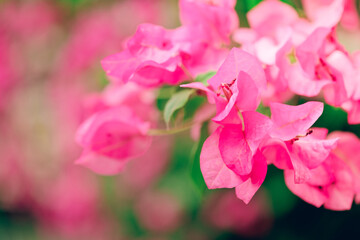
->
179;0;238;44
269;101;324;141
75;107;152;175
200;111;272;203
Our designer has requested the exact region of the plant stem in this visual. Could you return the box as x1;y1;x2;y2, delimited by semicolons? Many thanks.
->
148;123;193;136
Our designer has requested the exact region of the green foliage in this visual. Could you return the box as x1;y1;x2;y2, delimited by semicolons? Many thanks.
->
263;165;297;217
257;102;271;117
313;103;348;132
58;0;90;7
245;0;263;11
195;71;216;86
156;86;177;112
164;89;194;126
189;122;209;196
0;211;38;240
184;96;206;120
236;0;304;27
156;135;203;212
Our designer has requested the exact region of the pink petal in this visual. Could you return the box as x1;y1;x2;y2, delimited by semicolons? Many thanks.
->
262;138;293;170
180;82;216;104
247;0;298;35
200;127;242;189
179;0;238;43
287;64;331;97
243;111;273;153
341;0;359;30
75;149;127;175
101;51;139;84
76;107;152;167
212;88;239;122
289;152;311;184
270;101;324;141
306;164;333;186
302;0;344;28
232;28;257;45
208;48;266;92
219;124;253;176
284;170;327;208
296;27;331;75
342;100;360;124
235;151;267;204
309;127;329;139
292;138;338;169
326;50;356;99
323;154;354;211
235;71;260;111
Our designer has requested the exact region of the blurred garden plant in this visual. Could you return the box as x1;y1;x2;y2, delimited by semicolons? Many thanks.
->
1;0;360;239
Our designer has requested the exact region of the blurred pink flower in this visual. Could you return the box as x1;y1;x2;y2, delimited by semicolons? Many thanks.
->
75;107;152;175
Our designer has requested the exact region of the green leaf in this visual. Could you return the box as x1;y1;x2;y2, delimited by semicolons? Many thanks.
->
245;0;263;11
263;165;297;217
312;103;348;133
195;71;216;86
163;89;194;125
189;122;209;196
256;102;271;117
184;96;206;120
156;86;177;111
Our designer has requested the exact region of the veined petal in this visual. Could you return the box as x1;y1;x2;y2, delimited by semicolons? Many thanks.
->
235;151;267;204
284;170;327;208
200;127;242;189
270;101;324;141
219;124;253;176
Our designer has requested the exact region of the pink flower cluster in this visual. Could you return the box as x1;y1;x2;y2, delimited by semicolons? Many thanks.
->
76;0;360;211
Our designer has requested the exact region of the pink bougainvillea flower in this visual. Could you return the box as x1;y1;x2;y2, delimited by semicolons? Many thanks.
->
86;82;158;123
102;0;238;88
339;51;360;124
232;1;298;105
102;23;185;87
75;82;158;176
328;131;360;203
284;130;360;210
246;0;298;39
264;103;338;184
102;24;228;87
284;152;354;210
341;0;359;30
302;0;358;30
233;0;350;107
301;0;345;28
219;112;272;176
75;107;152;175
286;27;348;106
170;25;229;77
182;48;266;122
233;0;300;67
179;0;238;44
200;111;272;203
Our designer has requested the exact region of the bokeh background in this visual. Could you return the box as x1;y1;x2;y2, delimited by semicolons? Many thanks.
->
1;0;360;239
